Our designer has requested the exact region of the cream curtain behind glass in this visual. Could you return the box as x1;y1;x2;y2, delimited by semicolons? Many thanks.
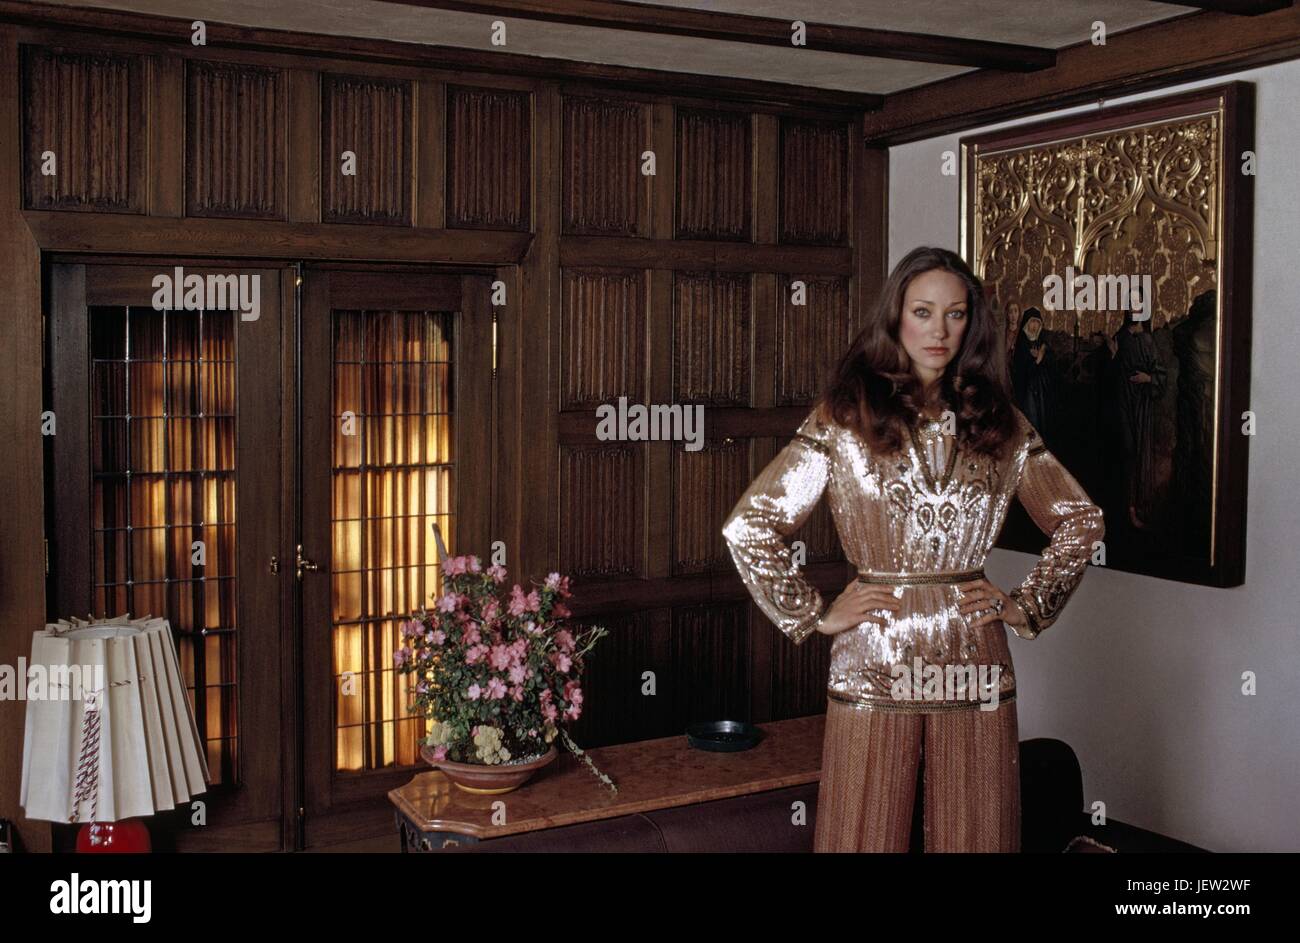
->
332;309;453;771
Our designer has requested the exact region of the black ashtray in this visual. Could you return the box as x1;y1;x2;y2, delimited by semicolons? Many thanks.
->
686;720;762;752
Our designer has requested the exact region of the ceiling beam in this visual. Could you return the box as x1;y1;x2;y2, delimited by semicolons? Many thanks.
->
863;5;1300;143
379;0;1056;71
1149;0;1292;14
0;0;879;112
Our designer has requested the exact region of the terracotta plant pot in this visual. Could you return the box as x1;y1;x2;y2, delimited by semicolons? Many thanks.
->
421;744;558;795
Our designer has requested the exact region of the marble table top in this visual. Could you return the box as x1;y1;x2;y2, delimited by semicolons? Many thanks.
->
389;713;825;839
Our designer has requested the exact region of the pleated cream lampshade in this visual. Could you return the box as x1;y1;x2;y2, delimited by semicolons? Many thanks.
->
20;615;210;823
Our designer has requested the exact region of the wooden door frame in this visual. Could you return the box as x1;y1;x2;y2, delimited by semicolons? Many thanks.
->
298;264;495;848
45;258;292;851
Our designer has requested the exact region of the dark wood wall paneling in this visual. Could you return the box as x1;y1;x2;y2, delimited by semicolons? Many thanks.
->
552;94;859;741
7;24;883;842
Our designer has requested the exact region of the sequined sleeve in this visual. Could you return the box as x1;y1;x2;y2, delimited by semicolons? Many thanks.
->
722;410;832;645
1007;415;1106;640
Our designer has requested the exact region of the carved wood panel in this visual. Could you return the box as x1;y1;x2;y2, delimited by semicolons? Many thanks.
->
775;274;853;405
779;117;848;245
321;73;412;225
669;602;750;724
566;609;657;747
561;95;647;236
186;61;284;219
22;47;144;213
558;443;641;579
447;85;531;231
560;267;647;410
673;271;751;405
769;620;833;719
568;603;750;745
671;437;749;575
675;107;750;240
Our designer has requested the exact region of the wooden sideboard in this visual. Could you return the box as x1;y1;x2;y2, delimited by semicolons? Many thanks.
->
389;714;824;850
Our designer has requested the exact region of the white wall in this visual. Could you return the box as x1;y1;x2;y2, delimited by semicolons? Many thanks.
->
889;63;1300;852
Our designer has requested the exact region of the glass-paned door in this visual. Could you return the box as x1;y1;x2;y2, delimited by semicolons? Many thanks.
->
300;269;492;844
48;262;286;851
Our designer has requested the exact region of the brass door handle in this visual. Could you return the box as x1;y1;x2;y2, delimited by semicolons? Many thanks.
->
296;544;320;581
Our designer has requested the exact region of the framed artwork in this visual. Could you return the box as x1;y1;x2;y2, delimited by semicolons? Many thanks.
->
961;83;1254;587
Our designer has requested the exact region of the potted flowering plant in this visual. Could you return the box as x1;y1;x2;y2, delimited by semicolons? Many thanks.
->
394;554;613;795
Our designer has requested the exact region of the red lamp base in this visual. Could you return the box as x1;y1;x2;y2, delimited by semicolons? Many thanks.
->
76;819;152;853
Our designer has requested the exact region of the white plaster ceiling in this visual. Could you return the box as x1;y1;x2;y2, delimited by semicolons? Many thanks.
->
34;0;1201;94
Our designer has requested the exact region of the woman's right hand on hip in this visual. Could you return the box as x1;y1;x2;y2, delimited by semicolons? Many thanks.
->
817;580;901;635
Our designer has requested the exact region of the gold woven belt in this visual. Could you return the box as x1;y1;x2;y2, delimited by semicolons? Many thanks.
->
856;568;985;586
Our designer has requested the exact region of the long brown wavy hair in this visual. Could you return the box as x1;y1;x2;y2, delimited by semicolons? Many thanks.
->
813;246;1019;460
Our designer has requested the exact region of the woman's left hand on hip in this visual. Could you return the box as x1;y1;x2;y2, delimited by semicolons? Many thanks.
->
956;578;1026;631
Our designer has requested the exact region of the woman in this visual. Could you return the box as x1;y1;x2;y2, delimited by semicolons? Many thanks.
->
1010;306;1061;452
1111;307;1167;530
721;247;1104;852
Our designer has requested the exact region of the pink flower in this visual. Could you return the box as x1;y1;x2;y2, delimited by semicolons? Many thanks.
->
508;664;526;685
539;688;553;703
552;602;571;618
430;629;446;646
552;652;572;674
524;620;543;635
401;619;421;638
554;629;575;653
486;677;508;700
542;702;558;722
468;556;482;573
564;681;583;706
528;728;537;738
489;644;512;671
437;593;459;613
545;572;564;591
508;585;529;617
526;589;541;613
487;564;508;584
431;744;448;761
481;598;500;622
564;703;581;721
509;684;525;702
393;648;410;667
416;681;428;695
465;644;489;665
444;556;468;577
461;626;481;647
467;683;482;700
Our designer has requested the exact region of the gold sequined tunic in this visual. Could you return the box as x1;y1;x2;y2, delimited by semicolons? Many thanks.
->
721;406;1104;712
